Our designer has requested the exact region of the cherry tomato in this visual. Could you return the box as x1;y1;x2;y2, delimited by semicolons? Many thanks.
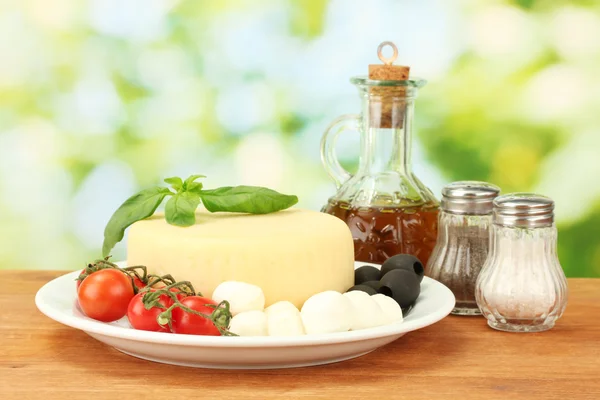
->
78;269;144;292
76;269;86;289
132;276;146;291
127;291;172;332
171;296;221;336
76;267;101;289
78;269;135;322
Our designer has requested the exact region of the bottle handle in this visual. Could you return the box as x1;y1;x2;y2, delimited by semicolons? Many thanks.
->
320;114;360;188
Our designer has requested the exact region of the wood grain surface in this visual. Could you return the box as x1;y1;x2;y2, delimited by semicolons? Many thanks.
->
1;271;599;400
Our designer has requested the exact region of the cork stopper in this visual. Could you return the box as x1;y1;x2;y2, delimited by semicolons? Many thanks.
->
368;41;410;80
368;42;410;129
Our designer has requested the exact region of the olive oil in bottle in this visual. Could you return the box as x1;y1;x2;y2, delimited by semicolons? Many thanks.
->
320;42;439;265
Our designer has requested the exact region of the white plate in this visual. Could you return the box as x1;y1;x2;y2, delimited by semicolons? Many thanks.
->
35;262;455;369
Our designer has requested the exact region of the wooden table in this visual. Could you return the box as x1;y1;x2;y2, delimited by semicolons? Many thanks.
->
1;271;599;400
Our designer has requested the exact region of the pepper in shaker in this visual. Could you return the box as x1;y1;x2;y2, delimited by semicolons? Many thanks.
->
475;193;568;332
426;181;500;316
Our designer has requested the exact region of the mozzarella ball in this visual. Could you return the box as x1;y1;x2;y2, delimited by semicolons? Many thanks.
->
229;310;268;336
212;281;265;315
265;301;298;316
343;290;387;330
266;301;305;336
300;291;352;334
371;294;404;324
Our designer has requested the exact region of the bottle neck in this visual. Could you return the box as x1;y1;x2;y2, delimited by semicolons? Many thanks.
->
357;94;415;175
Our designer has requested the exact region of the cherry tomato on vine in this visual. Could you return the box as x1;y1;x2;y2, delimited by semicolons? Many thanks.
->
132;276;146;291
78;269;135;322
171;296;221;336
127;291;172;332
78;269;144;292
76;269;86;289
76;267;103;289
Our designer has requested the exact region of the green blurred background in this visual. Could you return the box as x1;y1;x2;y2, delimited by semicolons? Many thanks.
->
1;0;599;276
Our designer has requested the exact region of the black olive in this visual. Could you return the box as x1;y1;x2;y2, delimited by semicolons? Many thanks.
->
402;304;414;316
354;265;381;285
346;284;378;295
362;280;383;291
379;269;421;308
381;254;425;283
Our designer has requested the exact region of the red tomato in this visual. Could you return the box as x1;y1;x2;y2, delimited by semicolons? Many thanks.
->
171;296;221;336
76;269;86;289
132;276;146;291
127;291;172;332
78;269;135;322
78;269;144;292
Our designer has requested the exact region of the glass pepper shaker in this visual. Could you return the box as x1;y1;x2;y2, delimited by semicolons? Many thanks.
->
426;181;500;316
475;193;568;332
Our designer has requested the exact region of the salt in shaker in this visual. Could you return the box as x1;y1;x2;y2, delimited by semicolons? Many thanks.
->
427;181;500;315
475;193;568;332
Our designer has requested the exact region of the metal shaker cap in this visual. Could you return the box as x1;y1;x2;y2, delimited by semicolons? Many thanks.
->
493;193;554;228
441;181;500;215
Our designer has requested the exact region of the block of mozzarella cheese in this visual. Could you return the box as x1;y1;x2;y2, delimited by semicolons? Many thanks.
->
127;209;354;308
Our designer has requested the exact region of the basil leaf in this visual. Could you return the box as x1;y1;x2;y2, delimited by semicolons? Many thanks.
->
200;186;298;214
187;181;203;195
164;177;183;192
102;187;172;257
165;191;201;226
183;174;206;191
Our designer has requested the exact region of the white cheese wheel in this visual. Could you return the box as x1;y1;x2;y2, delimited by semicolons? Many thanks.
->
265;301;305;336
229;310;268;336
343;290;387;330
127;209;354;308
300;291;353;334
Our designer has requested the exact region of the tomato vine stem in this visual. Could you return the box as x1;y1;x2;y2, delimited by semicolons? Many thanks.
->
141;283;236;336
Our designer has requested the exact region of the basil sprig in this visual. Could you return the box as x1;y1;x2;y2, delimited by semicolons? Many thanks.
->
101;187;172;257
102;175;298;257
201;186;298;214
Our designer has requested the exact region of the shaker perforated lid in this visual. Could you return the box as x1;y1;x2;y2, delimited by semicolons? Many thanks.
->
441;181;500;215
493;193;554;228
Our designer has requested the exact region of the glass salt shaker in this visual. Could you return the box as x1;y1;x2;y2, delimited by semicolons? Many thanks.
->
426;181;500;316
475;193;568;332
